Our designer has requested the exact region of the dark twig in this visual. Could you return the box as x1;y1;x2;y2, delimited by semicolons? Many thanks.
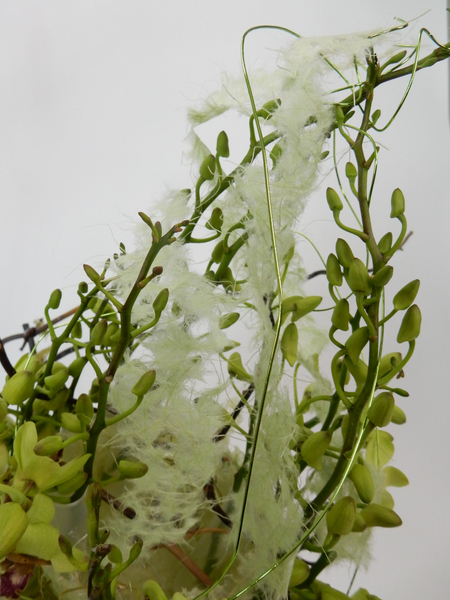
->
163;544;213;587
203;480;232;528
22;323;34;352
213;384;254;442
100;488;136;520
0;339;15;377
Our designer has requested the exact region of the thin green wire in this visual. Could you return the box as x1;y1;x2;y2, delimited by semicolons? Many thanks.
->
228;293;386;600
193;24;301;600
373;28;450;132
332;129;363;228
194;21;400;599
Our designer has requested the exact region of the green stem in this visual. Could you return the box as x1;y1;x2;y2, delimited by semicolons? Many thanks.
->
180;132;279;243
105;396;144;426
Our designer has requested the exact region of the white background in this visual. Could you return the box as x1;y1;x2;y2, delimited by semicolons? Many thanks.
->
0;2;449;598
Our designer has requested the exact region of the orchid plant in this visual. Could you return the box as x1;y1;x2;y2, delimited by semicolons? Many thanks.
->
0;18;449;600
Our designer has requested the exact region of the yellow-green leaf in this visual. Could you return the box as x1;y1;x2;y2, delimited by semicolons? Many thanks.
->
365;430;394;469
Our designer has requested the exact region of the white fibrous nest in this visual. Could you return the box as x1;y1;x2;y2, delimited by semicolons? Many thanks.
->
96;27;398;600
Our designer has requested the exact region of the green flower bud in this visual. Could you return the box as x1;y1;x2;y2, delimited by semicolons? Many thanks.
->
48;289;62;310
289;558;310;587
199;154;216;181
258;98;281;119
326;253;343;287
14;354;30;372
103;323;119;346
68;357;87;379
0;443;8;475
53;361;67;374
78;281;89;294
345;327;369;365
87;297;97;311
282;296;322;323
393;279;420;311
345;162;357;182
326;496;357;536
0;398;7;421
382;49;407;69
335;105;345;125
34;435;64;456
60;412;83;433
44;367;69;392
360;503;402;528
383;466;409;487
397;304;421;343
351;512;367;533
378;232;392;254
389;387;409;398
118;460;148;479
105;545;122;565
0;503;29;559
219;312;240;330
110;327;122;343
71;321;83;339
142;580;168;600
131;370;156;396
89;378;99;398
367;392;395;427
344;357;367;388
57;471;88;495
227;353;252;383
283;244;295;264
378;489;395;509
172;594;188;600
326;187;343;212
348;464;374;504
390;188;405;218
76;393;94;425
270;143;283;167
2;370;35;405
221;267;241;292
371;108;381;126
331;299;350;331
90;319;108;346
301;431;331;470
211;240;224;264
335;238;354;268
83;264;101;286
391;405;406;425
281;322;298;367
346;259;372;295
205;207;223;232
292;296;322;322
371;265;393;288
216;131;230;158
378;352;402;380
28;358;43;378
153;289;169;318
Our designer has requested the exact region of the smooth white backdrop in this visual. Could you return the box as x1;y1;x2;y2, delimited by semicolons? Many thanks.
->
0;2;449;598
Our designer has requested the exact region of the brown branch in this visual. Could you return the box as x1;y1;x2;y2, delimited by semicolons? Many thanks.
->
163;544;213;588
20;307;79;350
0;339;16;377
1;306;79;349
185;527;229;539
203;480;232;528
100;488;136;520
213;384;254;442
